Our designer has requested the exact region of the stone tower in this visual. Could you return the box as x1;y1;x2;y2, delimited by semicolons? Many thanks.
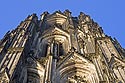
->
0;10;125;83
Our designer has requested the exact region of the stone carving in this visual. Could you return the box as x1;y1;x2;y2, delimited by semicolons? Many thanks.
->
68;75;88;83
0;71;9;83
0;10;124;83
78;36;86;49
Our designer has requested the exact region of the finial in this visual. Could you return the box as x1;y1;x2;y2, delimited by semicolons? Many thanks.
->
78;12;85;21
64;9;72;17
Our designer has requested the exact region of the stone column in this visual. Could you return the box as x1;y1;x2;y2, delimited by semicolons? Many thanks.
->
117;66;125;82
91;75;95;83
45;55;53;83
93;57;104;81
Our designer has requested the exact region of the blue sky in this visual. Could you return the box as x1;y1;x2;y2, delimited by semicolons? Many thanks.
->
0;0;125;48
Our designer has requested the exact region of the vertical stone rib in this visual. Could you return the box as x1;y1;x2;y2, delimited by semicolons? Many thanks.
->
117;67;125;82
22;36;27;47
45;55;53;83
0;52;10;71
94;58;104;81
0;10;125;83
16;34;23;47
9;52;22;77
12;33;21;48
7;52;16;70
91;75;95;83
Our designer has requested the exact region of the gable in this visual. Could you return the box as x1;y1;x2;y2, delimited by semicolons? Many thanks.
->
42;27;70;39
46;12;67;25
57;52;95;71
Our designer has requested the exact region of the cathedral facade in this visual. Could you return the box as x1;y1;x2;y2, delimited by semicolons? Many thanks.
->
0;10;125;83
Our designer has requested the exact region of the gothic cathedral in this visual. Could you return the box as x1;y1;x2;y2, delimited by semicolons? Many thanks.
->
0;10;125;83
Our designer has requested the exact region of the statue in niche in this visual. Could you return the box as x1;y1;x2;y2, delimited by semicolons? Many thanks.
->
78;36;86;49
26;57;37;67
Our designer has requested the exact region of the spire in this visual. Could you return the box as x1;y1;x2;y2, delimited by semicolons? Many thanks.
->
40;11;49;20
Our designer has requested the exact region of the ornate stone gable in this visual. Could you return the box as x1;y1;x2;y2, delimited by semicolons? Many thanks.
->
42;27;70;39
45;11;67;25
0;10;125;83
56;52;98;83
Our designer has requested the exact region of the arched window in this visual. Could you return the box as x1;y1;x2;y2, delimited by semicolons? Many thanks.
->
41;43;48;57
59;43;64;56
52;41;64;59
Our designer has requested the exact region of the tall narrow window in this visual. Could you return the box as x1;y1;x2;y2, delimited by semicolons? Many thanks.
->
41;43;48;57
51;42;64;59
59;43;64;56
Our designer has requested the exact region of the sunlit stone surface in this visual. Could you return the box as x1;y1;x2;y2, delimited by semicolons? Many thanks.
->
0;10;125;83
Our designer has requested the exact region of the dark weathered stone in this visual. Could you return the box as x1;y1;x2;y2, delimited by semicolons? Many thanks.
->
0;10;125;83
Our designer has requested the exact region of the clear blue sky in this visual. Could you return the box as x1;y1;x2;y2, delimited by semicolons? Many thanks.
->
0;0;125;48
